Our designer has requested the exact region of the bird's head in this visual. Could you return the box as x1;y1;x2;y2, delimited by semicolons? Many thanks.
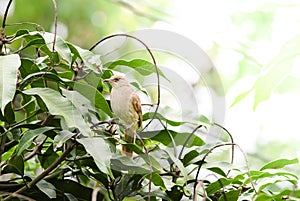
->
104;75;128;87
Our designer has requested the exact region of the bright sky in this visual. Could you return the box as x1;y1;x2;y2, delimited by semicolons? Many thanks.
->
152;0;300;157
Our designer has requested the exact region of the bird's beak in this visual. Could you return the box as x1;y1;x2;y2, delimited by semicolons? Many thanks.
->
103;79;111;83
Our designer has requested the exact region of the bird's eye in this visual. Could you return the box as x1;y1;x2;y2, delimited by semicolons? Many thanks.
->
114;78;120;82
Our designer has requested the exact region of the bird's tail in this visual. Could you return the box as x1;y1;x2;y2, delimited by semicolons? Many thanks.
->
122;129;136;158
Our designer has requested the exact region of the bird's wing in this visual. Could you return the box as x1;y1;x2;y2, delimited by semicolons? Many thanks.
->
131;93;142;128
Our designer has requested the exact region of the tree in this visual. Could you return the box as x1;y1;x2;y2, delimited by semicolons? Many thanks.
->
0;1;299;200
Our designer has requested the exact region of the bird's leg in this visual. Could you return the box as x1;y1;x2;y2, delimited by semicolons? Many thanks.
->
123;123;134;132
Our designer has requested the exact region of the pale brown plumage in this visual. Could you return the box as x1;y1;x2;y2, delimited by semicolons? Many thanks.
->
104;75;142;157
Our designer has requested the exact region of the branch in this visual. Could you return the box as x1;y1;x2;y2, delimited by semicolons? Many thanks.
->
89;33;161;131
3;141;76;201
50;0;58;66
192;143;257;200
1;0;13;29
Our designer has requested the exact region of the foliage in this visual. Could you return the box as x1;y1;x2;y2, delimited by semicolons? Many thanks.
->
0;1;299;201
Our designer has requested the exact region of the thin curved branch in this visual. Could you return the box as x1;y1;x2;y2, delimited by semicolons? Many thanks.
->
213;123;235;175
178;124;203;159
89;33;160;131
135;132;152;201
51;0;58;66
192;143;257;200
1;0;13;29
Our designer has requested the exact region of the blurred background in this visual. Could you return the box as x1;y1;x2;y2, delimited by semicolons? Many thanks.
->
1;0;300;169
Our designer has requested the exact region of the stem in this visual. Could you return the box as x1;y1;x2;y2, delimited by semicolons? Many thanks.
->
1;0;13;29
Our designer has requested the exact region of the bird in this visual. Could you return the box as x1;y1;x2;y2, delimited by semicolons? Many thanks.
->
104;75;142;158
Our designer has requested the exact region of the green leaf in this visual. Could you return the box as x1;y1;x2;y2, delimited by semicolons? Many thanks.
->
71;81;112;116
260;158;299;171
54;130;75;148
36;180;57;199
67;43;101;73
206;178;233;195
16;126;55;156
207;167;227;177
163;149;188;181
143;112;188;127
219;189;242;201
0;54;21;112
42;32;72;63
151;173;166;190
182;150;200;166
230;88;252;108
3;155;24;175
105;59;167;80
38;145;59;169
23;87;91;136
141;130;205;148
110;155;151;174
77;137;112;175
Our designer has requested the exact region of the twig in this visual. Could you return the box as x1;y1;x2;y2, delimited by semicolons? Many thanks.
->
192;143;257;200
1;0;13;29
135;132;152;201
89;33;161;131
92;187;101;201
3;140;76;201
178;124;203;159
51;0;58;66
213;123;235;175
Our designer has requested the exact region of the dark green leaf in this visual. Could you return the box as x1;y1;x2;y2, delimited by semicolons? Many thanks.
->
219;189;242;201
3;155;24;175
207;167;227;177
16;126;55;156
141;130;205;148
206;178;233;195
38;145;59;169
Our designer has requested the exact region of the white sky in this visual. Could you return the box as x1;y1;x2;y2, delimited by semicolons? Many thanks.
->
152;0;300;156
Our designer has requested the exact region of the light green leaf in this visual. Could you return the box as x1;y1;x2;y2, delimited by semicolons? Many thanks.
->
105;59;167;80
77;138;112;175
67;43;101;73
71;82;112;116
16;126;54;156
36;180;57;199
163;149;187;181
54;130;75;148
260;158;299;171
0;54;21;112
230;88;252;108
37;32;72;63
23;88;91;136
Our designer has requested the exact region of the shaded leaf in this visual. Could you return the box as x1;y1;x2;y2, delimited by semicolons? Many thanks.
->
0;54;21;112
141;130;205;148
3;155;24;175
16;126;55;156
219;189;242;201
206;178;233;195
36;180;57;199
54;130;75;148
